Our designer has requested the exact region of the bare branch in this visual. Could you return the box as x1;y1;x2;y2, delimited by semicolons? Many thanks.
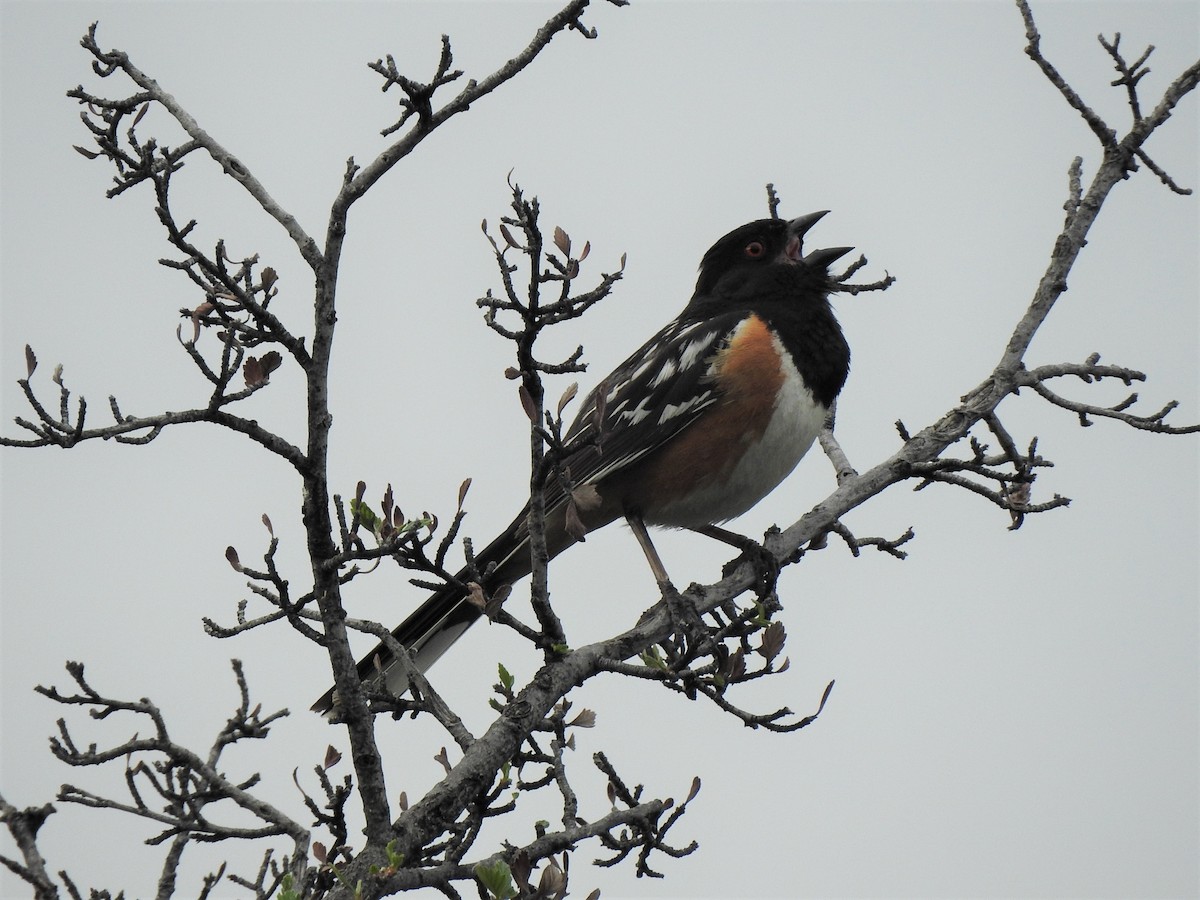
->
1099;31;1153;121
1134;147;1193;194
818;412;858;484
1015;356;1198;433
0;794;59;900
34;661;309;850
1;373;306;468
1018;0;1119;146
341;1;625;209
1028;381;1197;433
70;23;323;269
827;523;915;560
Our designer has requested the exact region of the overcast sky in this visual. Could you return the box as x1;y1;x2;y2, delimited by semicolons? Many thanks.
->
2;2;1197;898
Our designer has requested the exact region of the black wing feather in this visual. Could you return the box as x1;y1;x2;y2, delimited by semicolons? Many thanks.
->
559;313;744;489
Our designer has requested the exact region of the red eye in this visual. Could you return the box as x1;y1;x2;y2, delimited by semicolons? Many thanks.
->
744;240;766;259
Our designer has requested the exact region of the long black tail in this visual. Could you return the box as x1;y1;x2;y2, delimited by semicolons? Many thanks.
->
311;509;536;716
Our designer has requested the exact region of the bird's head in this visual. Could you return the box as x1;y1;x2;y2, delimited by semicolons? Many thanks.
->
690;212;852;308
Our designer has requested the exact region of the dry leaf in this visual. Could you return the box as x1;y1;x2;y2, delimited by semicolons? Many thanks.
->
518;383;537;421
553;225;571;256
538;862;566;896
568;708;596;728
570;483;602;511
759;620;786;662
557;382;578;418
564;499;587;541
243;357;264;387
466;582;487;610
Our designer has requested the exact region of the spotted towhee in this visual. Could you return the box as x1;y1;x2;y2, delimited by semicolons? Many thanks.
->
314;211;851;714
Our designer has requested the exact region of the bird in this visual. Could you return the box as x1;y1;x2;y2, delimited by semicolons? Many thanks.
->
313;211;852;715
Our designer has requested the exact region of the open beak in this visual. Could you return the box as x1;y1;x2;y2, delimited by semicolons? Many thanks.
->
783;211;852;269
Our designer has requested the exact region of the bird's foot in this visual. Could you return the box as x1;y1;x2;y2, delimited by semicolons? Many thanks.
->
693;524;781;598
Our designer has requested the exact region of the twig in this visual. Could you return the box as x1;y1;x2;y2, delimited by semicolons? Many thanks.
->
71;24;322;268
0;794;58;900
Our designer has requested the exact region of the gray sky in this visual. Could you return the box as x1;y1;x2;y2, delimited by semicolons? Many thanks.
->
2;2;1197;898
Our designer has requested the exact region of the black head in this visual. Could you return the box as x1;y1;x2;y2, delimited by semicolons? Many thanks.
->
689;212;852;314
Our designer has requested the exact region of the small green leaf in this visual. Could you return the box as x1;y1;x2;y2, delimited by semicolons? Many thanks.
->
497;662;514;691
475;859;517;899
278;873;301;900
750;598;770;627
640;646;667;670
369;838;406;874
350;498;379;531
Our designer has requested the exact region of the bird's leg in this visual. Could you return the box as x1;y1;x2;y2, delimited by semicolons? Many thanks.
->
626;512;674;590
627;512;719;672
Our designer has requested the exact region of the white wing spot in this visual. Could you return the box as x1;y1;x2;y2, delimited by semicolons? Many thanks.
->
648;357;678;387
658;394;711;426
619;399;654;426
677;334;715;372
